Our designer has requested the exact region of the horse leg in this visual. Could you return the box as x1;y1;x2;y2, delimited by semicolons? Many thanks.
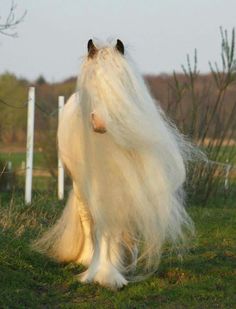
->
75;201;94;266
79;231;128;289
71;183;94;266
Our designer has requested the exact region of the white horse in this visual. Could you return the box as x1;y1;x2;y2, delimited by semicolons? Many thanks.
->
33;39;194;289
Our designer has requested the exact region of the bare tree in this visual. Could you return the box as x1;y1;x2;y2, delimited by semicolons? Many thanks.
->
0;1;26;37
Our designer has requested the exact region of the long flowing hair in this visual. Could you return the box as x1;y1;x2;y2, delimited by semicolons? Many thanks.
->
59;41;195;272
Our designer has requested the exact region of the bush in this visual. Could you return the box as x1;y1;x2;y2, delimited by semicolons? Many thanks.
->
166;28;236;204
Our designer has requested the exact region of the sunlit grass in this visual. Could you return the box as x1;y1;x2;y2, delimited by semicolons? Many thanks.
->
0;193;235;308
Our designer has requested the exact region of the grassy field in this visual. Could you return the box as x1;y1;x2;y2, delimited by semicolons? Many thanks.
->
0;152;45;170
0;151;57;191
0;192;235;308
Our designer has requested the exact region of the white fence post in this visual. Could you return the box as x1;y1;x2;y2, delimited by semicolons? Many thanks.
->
25;87;35;204
6;161;12;191
58;96;65;200
224;159;230;191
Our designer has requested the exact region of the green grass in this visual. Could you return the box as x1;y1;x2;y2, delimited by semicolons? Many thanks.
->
15;175;57;191
205;145;236;164
0;193;235;308
0;152;57;191
0;152;45;169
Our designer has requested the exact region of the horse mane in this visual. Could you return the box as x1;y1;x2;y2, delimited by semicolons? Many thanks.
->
33;40;197;284
69;40;195;272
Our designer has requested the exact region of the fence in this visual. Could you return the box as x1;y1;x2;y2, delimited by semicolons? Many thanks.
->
0;87;65;204
0;87;236;204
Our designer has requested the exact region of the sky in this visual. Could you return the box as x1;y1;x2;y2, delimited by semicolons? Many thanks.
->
0;0;236;82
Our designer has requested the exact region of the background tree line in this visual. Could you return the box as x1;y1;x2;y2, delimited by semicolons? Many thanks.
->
0;70;235;145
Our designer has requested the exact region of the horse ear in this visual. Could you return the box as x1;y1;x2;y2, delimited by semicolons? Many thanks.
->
116;39;124;55
87;39;97;58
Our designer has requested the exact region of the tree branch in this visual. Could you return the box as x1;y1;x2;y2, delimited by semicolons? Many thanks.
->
0;1;27;37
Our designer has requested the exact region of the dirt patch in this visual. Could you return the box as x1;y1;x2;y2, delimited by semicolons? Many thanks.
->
17;169;51;177
0;145;26;153
199;138;236;146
